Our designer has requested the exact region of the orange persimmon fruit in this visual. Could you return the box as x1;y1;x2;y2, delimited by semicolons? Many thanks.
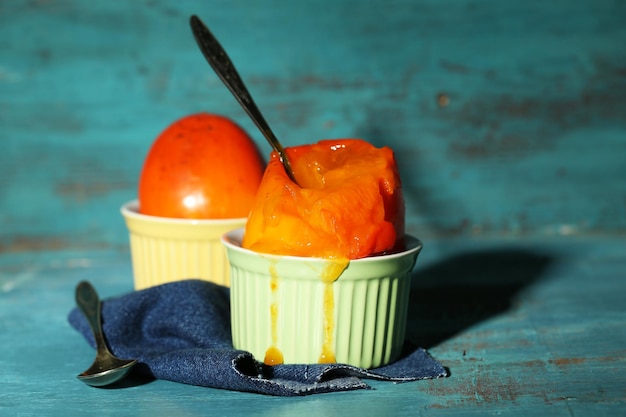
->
138;113;265;219
242;139;405;260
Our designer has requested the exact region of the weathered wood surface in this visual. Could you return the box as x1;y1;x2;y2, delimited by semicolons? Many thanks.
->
2;237;624;416
1;0;625;415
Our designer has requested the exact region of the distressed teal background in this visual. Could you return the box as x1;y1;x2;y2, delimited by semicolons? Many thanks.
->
1;1;625;416
2;0;624;253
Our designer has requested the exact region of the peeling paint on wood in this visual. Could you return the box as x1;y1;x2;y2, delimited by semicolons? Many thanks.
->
2;0;625;246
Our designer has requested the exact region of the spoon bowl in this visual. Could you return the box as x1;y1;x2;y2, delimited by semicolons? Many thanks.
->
77;356;137;387
189;15;299;186
75;281;137;387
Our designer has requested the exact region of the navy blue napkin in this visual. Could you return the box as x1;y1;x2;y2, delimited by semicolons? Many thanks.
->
68;279;447;396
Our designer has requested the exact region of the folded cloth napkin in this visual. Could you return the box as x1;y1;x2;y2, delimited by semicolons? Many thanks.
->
68;280;448;396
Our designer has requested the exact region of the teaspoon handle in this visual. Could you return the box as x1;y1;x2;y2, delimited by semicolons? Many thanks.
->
75;281;108;354
189;15;298;185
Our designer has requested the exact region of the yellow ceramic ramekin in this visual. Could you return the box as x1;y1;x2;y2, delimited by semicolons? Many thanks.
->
222;227;423;369
120;200;246;290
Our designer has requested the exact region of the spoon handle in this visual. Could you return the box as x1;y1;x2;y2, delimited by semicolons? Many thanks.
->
75;281;108;355
189;15;298;185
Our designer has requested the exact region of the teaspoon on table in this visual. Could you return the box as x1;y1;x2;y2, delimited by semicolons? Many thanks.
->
189;14;300;186
75;281;137;387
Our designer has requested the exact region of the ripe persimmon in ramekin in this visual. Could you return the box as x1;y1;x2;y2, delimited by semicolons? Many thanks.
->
231;139;412;367
122;113;265;289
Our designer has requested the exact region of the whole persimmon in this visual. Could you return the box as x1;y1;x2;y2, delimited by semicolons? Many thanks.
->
242;139;405;260
138;113;265;219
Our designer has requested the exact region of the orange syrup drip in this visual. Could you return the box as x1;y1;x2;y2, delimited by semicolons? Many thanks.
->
264;264;284;366
318;259;348;364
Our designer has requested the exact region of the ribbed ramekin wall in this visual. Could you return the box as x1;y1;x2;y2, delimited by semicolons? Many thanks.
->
129;234;230;289
229;264;412;369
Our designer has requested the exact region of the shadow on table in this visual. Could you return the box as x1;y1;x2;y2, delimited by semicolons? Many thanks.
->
405;248;554;349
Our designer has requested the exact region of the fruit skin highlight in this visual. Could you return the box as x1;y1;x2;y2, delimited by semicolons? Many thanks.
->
138;113;265;219
242;139;405;260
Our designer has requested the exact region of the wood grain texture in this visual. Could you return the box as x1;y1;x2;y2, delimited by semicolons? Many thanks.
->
0;0;625;415
1;0;625;251
1;237;624;416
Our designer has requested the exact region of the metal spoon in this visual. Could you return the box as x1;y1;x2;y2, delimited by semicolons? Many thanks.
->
75;281;137;387
189;14;299;186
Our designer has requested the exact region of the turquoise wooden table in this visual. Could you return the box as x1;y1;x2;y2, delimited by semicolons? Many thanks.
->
1;0;625;415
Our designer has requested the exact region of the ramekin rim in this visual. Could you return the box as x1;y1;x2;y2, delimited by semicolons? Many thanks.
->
221;227;422;263
120;199;248;225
